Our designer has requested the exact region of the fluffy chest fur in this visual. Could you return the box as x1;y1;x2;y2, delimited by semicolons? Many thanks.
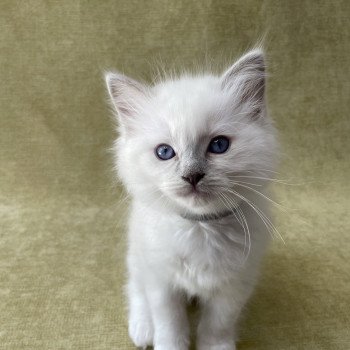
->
171;223;244;296
128;200;268;299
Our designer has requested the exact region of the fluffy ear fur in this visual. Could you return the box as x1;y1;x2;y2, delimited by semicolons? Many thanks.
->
221;49;266;117
105;72;148;130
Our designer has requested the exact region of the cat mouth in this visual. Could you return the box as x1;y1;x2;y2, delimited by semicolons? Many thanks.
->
176;187;211;199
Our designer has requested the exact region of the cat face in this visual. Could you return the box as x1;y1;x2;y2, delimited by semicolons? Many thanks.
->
106;49;278;216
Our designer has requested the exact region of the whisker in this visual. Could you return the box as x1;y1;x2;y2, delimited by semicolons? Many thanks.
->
218;192;250;262
220;187;285;243
230;175;305;186
231;182;290;212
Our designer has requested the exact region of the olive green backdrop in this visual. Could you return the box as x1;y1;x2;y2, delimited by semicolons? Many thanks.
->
0;1;349;349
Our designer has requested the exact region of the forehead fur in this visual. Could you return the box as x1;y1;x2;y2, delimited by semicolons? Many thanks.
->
148;75;235;145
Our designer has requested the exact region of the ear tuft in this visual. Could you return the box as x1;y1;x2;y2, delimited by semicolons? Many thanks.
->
105;71;147;118
105;72;120;101
222;49;265;86
221;49;266;116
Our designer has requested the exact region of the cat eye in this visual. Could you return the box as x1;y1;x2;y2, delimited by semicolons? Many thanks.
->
207;136;230;154
155;144;176;160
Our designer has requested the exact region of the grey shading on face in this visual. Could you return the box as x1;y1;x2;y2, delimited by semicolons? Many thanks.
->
168;135;231;196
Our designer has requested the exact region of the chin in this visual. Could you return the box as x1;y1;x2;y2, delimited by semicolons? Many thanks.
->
172;191;223;215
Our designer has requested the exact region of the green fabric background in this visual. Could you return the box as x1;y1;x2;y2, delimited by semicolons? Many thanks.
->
0;1;349;349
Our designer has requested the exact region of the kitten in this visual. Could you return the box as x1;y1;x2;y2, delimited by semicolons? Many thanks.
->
105;48;278;350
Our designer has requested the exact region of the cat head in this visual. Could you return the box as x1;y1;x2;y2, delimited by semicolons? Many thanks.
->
106;49;278;217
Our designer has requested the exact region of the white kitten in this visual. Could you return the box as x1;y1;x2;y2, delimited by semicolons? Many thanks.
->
106;48;278;350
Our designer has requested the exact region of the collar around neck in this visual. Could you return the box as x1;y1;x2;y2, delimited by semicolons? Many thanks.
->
179;208;236;222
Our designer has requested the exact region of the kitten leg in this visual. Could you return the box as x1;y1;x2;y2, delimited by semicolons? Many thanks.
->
127;275;154;348
146;282;189;350
197;290;246;350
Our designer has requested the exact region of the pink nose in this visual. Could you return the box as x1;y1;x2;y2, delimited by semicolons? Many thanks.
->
181;173;205;187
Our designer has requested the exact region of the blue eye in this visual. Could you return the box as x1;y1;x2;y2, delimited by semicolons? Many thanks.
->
155;144;176;160
208;136;230;154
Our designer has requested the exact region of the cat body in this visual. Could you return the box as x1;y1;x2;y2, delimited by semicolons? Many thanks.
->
106;49;278;350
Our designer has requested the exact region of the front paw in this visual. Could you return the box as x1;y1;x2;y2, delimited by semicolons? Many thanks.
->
197;340;236;350
128;316;154;349
154;336;190;350
154;343;189;350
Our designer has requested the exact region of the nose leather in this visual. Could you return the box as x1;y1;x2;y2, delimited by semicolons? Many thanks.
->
181;173;205;187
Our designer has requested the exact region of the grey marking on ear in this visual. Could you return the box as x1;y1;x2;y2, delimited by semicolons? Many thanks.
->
221;49;266;119
105;72;147;117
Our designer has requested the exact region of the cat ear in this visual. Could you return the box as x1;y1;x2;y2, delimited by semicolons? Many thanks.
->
221;49;266;116
105;72;148;121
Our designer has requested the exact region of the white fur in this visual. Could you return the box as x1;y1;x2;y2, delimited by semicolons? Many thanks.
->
106;49;279;349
